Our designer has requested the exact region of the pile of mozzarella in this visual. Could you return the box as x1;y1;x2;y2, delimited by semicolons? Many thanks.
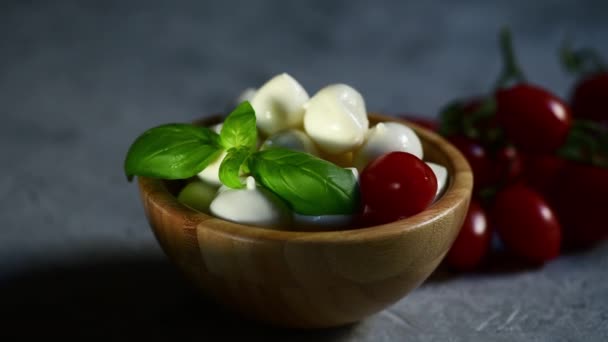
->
177;73;448;231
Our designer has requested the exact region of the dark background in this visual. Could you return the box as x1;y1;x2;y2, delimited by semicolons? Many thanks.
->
1;1;607;340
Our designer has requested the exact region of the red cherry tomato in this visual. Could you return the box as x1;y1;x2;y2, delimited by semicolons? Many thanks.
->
571;72;608;127
448;136;494;189
549;162;608;249
461;98;501;132
494;145;523;184
360;152;437;225
492;184;561;264
522;154;566;195
446;97;501;138
495;84;572;153
446;200;491;271
461;98;484;113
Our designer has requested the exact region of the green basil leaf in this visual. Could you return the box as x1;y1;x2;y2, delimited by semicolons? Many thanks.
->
220;101;258;150
248;149;359;215
219;147;251;189
124;124;222;181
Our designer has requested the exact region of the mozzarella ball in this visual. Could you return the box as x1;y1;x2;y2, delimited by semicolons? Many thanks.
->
210;177;292;229
427;162;448;200
197;150;227;186
260;129;320;156
235;87;257;104
210;122;223;134
250;73;309;136
353;122;423;171
304;84;369;155
320;151;353;168
346;167;359;182
177;180;218;214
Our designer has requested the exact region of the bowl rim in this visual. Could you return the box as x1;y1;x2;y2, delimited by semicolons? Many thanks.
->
138;113;472;243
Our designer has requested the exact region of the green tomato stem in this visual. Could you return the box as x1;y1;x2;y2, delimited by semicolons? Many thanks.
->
462;98;497;140
560;41;607;77
557;119;608;168
494;27;527;89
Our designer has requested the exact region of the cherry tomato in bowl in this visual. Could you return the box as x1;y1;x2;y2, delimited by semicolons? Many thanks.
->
360;151;437;226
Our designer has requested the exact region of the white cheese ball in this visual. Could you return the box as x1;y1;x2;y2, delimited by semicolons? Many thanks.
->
250;73;309;136
304;84;369;155
260;129;320;156
346;167;359;182
210;177;292;229
210;122;223;134
197;150;227;186
353;122;423;171
427;162;448;201
177;180;218;214
235;87;257;105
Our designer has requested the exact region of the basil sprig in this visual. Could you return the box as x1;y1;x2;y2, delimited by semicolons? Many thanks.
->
214;101;258;187
124;101;359;215
124;101;256;183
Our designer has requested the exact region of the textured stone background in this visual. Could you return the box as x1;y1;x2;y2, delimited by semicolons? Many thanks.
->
1;0;607;340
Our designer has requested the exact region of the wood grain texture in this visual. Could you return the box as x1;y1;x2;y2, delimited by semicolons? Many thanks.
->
138;114;473;328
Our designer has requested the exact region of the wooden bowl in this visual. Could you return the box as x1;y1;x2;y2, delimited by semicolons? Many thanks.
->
137;113;472;328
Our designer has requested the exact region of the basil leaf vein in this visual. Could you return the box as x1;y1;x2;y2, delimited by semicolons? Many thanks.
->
220;101;258;150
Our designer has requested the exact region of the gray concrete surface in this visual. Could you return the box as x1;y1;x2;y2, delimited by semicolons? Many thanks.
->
1;0;607;340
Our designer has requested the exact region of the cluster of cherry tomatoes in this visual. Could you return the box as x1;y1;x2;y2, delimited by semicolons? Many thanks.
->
402;29;608;271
